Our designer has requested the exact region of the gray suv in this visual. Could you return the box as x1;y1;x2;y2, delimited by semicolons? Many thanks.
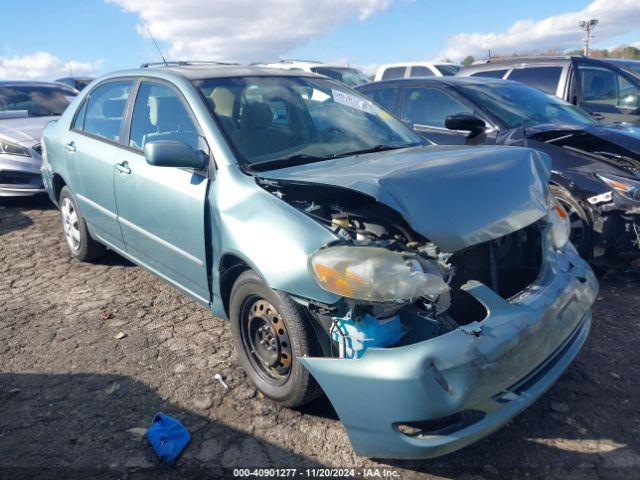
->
458;56;640;124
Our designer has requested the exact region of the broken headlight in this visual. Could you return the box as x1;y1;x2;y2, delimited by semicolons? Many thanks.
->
548;200;571;249
596;173;640;203
309;246;449;303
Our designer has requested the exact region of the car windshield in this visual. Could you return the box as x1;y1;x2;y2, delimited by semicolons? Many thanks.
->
0;85;76;118
193;76;423;169
459;82;597;129
310;67;370;87
435;65;460;76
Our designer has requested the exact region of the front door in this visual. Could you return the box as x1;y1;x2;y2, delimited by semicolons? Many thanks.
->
65;79;134;250
113;80;211;303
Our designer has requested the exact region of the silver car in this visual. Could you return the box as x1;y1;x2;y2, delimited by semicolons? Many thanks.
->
0;81;77;196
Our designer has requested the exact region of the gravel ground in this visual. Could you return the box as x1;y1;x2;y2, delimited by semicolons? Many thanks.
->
1;196;639;480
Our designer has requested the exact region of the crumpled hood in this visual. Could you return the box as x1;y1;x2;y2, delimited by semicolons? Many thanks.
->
0;116;58;145
259;145;551;252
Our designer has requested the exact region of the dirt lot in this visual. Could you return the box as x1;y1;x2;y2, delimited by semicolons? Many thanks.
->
1;196;639;480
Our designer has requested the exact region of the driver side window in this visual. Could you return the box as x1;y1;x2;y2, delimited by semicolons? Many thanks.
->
129;82;200;151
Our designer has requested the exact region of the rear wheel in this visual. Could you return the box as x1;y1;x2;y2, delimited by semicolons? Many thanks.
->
59;186;106;262
550;185;592;258
229;270;321;407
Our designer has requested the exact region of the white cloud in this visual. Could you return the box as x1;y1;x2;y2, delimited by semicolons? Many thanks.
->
107;0;392;62
438;0;640;61
0;52;103;80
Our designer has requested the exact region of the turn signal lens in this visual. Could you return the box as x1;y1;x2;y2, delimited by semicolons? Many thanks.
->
548;200;571;249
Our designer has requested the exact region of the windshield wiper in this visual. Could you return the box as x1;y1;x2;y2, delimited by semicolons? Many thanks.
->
247;153;331;172
329;143;417;159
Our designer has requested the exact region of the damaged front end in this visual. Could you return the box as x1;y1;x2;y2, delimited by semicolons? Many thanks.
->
523;125;640;264
256;152;597;458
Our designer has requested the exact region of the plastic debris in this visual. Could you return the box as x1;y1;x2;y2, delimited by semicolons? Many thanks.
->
214;373;229;390
146;413;191;465
113;331;126;340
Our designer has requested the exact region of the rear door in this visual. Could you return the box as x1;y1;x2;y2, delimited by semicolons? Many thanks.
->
573;59;640;123
113;79;211;303
65;79;134;250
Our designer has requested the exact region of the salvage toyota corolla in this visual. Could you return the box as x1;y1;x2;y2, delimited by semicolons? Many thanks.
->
41;64;597;459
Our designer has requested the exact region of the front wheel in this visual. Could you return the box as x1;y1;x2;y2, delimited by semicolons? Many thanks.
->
229;270;321;407
59;186;106;262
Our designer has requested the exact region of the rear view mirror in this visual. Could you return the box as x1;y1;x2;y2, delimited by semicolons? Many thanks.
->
144;140;206;170
445;113;486;138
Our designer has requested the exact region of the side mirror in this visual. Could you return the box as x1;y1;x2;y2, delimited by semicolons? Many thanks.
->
445;113;486;138
144;140;206;170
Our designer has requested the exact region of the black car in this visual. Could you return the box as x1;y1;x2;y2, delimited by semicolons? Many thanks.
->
357;77;640;265
457;56;640;124
55;77;94;91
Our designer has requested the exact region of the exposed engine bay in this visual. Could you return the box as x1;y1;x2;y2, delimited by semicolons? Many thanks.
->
259;178;544;359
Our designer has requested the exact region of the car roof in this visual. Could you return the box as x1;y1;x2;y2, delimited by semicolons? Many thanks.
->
105;64;321;81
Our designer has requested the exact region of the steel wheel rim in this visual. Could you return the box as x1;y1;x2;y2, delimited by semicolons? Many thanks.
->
240;296;293;386
557;197;586;248
61;197;81;252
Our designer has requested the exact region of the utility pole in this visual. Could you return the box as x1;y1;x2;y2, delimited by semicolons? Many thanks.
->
578;19;598;57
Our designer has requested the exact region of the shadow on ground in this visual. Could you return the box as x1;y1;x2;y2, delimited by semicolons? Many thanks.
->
0;373;328;479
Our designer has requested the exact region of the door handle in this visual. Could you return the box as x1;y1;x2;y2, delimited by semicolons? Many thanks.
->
115;162;131;175
66;141;76;152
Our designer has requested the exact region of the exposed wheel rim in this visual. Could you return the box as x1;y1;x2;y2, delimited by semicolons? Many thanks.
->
556;196;587;248
61;197;81;252
240;296;293;386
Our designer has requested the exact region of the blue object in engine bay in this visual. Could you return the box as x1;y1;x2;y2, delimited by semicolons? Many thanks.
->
331;313;404;358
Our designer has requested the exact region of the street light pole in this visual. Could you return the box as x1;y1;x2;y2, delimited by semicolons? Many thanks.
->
578;19;599;57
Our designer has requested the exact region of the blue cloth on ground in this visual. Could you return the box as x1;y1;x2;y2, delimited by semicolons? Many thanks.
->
146;412;191;465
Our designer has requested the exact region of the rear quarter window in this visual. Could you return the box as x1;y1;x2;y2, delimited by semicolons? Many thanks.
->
507;67;563;95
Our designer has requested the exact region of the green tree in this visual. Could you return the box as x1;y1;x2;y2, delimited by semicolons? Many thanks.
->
461;55;475;67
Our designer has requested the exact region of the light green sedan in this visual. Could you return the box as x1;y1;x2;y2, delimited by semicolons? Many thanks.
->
41;63;597;459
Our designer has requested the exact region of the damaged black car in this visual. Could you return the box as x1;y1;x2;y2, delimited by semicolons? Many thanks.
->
358;77;640;266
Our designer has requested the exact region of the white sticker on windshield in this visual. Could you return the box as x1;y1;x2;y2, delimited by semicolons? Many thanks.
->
331;89;376;114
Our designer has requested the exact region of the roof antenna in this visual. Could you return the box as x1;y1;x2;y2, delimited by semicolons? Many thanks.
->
146;26;168;66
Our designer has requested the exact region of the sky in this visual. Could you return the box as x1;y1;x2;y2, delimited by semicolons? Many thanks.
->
1;0;639;80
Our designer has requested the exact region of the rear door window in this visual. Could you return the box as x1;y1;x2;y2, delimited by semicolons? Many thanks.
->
507;66;563;94
363;87;400;113
381;67;406;80
470;69;508;79
401;87;472;127
83;81;133;142
409;66;434;78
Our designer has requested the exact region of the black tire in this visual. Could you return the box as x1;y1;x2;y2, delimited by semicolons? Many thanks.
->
229;269;321;407
550;185;593;259
59;186;106;262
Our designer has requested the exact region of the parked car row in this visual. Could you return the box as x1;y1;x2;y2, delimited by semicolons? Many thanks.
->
2;54;639;460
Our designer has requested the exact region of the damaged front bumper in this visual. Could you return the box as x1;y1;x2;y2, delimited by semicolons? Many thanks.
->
300;244;597;459
587;190;640;259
